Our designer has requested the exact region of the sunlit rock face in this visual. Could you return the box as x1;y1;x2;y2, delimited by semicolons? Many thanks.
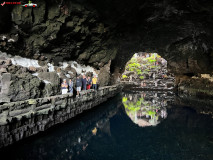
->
122;92;174;127
0;0;213;82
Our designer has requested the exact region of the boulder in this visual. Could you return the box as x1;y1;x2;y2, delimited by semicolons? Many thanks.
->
86;72;93;77
65;64;71;72
28;66;37;72
69;67;77;76
59;72;67;79
0;73;12;102
98;66;110;87
7;73;42;102
42;66;48;72
38;60;46;66
38;72;60;85
5;59;12;66
56;67;61;73
0;68;7;73
0;60;4;65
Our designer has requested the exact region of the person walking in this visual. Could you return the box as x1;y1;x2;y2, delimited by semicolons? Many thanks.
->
92;75;98;90
82;75;87;90
61;79;68;94
76;75;82;96
69;79;73;94
86;76;92;90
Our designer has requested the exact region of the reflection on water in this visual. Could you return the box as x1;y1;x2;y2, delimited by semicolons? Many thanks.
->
0;96;122;160
0;92;213;160
122;92;173;127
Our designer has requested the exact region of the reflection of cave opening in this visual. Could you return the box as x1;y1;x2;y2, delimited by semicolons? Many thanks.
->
122;92;173;127
121;52;174;90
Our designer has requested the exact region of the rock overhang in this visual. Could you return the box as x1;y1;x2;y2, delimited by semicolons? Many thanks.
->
0;0;212;78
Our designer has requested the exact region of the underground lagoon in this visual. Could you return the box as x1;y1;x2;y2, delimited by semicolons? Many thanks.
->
0;0;213;159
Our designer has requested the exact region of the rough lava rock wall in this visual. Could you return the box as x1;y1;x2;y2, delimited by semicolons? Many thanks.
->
0;53;102;103
0;0;213;87
0;84;121;148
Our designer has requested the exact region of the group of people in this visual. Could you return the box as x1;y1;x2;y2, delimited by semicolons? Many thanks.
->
61;75;98;96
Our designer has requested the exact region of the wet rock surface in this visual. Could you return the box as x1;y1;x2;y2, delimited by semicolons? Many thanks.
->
176;75;213;98
0;84;121;148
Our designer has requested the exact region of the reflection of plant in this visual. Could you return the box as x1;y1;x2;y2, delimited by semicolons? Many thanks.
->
122;93;168;127
122;96;161;124
122;97;143;115
147;110;155;116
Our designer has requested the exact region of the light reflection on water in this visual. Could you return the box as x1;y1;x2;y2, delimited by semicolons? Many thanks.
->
122;92;173;127
0;92;213;160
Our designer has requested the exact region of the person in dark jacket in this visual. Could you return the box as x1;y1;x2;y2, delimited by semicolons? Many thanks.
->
69;79;73;94
82;75;87;90
76;75;82;96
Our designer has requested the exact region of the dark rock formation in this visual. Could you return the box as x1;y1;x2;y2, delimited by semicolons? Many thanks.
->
98;61;111;86
0;84;121;148
8;73;43;102
38;72;60;96
0;0;212;76
0;0;213;96
0;94;121;159
0;54;62;102
176;75;213;98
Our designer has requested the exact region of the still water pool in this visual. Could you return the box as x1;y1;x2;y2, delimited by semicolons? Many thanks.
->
0;92;213;160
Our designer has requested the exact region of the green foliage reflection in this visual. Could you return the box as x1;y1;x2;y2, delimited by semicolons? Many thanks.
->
122;95;165;127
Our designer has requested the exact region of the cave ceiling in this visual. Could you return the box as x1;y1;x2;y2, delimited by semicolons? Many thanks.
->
0;0;212;75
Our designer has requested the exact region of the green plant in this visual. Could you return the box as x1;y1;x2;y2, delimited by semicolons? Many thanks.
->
121;53;164;81
140;76;144;79
150;65;156;68
122;75;128;79
122;97;128;103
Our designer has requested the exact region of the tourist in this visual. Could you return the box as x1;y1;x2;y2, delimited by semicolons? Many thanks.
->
82;75;87;90
86;76;92;90
92;75;98;90
76;75;82;96
69;79;73;94
61;79;68;94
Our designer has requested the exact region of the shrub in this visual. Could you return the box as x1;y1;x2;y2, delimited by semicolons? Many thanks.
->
122;75;128;79
140;76;144;79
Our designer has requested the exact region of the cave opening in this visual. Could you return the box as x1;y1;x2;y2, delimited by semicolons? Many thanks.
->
121;52;174;90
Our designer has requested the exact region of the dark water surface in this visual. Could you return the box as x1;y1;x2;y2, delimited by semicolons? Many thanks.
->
0;92;213;160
